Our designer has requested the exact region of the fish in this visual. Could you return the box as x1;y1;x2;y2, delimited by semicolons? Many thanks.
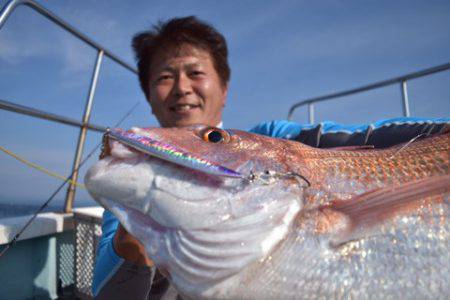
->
85;125;449;299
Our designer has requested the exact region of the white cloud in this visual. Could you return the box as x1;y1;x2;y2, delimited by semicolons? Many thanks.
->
0;24;55;64
59;36;95;74
0;2;131;76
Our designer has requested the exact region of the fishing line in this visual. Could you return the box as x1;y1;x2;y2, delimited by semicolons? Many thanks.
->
389;133;425;160
389;124;440;160
0;145;86;189
0;101;141;258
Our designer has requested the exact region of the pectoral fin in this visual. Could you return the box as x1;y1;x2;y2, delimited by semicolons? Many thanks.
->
319;175;450;246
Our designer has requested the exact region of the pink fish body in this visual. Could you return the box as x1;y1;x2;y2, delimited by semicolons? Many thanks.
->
85;125;449;299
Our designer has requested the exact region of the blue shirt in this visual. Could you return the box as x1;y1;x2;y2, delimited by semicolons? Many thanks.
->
92;117;449;296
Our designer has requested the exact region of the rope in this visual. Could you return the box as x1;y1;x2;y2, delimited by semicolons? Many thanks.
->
0;145;86;189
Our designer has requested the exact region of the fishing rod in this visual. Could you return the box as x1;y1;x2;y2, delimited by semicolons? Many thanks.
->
0;101;141;258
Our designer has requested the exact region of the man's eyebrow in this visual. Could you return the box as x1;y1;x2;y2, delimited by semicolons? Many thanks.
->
185;63;202;69
157;62;203;73
159;65;175;72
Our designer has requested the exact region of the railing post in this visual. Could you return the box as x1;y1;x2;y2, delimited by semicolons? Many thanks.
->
308;102;315;124
400;80;410;117
64;50;104;213
0;0;21;30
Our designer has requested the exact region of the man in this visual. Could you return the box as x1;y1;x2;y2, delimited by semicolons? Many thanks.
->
93;16;230;299
93;16;449;299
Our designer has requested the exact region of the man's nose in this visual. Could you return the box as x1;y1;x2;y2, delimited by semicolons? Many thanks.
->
173;73;192;97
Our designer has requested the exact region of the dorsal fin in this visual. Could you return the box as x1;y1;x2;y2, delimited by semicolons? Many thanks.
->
320;175;450;246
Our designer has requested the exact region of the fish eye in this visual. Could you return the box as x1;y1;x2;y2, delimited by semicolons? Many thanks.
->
202;128;230;143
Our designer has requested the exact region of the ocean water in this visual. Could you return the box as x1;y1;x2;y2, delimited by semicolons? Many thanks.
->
0;198;98;218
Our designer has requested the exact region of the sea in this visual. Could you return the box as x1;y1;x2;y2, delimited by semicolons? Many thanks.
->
0;199;97;218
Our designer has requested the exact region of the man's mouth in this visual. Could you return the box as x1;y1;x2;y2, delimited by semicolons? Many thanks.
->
170;104;201;113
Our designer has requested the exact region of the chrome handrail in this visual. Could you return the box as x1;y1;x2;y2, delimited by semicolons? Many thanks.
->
0;0;138;212
287;61;450;123
0;98;107;132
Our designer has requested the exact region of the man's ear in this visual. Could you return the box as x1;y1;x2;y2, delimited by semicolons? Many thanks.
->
222;83;229;107
146;97;155;114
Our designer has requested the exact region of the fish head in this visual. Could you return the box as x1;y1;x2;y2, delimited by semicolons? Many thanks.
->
121;124;295;175
85;125;305;297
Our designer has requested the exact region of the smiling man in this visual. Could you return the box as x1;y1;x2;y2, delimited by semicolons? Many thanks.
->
148;44;227;127
92;16;231;299
134;17;229;129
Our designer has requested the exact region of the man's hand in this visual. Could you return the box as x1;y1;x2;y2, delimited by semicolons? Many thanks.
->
113;224;154;266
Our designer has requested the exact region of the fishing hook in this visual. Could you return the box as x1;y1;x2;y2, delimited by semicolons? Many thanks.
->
246;170;311;188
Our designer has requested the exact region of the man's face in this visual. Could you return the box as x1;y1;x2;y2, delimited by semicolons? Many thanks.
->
147;45;228;127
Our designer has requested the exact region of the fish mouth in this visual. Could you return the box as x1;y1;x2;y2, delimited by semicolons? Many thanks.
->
106;128;243;179
86;152;246;230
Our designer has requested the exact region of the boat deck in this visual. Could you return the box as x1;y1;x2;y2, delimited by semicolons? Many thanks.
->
0;207;103;299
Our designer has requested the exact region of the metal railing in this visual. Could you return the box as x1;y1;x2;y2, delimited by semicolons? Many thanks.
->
0;0;138;212
287;61;450;124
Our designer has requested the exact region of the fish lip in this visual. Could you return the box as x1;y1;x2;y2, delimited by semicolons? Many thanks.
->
105;197;169;233
107;128;243;178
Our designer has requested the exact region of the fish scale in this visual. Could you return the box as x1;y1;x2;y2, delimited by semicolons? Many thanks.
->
299;135;448;195
232;201;449;299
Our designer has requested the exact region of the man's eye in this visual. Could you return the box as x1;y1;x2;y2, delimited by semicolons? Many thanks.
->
157;75;172;82
191;71;204;77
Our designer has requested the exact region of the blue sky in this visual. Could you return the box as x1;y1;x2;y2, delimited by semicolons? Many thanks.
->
0;0;449;210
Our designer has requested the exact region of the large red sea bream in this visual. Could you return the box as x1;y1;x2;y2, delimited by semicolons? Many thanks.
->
85;125;449;299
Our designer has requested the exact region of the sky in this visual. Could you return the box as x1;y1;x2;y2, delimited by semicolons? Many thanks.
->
0;0;449;212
